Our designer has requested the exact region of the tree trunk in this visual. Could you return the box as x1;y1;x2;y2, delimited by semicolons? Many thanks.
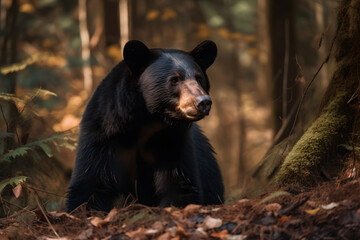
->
119;0;129;51
257;0;271;101
269;0;299;144
275;0;360;185
79;0;93;94
103;0;120;47
0;0;20;148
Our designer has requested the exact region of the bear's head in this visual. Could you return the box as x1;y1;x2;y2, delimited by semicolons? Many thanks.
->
123;40;217;124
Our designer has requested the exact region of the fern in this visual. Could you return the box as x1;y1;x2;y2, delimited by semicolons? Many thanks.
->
0;53;49;75
0;132;14;139
0;93;26;105
0;176;28;195
0;92;39;116
2;147;33;162
0;89;57;117
0;135;77;162
0;88;77;162
27;89;57;99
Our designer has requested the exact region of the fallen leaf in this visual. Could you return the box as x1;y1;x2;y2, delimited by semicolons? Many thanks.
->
90;217;108;227
145;229;159;236
265;203;282;212
177;217;196;229
306;200;317;208
151;221;164;232
305;208;320;215
199;208;211;214
164;207;173;213
125;227;148;240
277;215;291;225
183;204;201;217
171;210;183;219
12;184;22;198
211;229;229;239
237;199;250;205
203;216;223;229
157;232;171;240
104;208;118;222
321;202;338;210
166;226;177;237
225;235;247;240
175;225;192;238
194;227;207;236
76;228;93;240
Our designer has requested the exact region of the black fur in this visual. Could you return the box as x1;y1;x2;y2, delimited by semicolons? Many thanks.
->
67;40;224;212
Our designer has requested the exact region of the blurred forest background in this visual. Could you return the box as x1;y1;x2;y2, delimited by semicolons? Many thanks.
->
0;0;341;213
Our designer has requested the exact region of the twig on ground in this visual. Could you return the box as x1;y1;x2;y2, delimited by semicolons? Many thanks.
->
33;190;60;238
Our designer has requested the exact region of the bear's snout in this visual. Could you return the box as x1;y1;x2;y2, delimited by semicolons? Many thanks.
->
195;96;212;115
178;80;212;120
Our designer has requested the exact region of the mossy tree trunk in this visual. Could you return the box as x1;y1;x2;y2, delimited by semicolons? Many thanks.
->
275;0;360;185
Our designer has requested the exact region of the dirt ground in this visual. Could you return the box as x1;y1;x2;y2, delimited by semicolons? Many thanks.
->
1;177;360;240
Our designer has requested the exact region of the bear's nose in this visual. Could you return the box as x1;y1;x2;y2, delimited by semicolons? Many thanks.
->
195;96;212;115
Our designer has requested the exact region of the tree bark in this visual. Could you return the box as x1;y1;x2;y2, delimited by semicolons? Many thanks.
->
0;0;19;147
275;0;360;186
269;0;299;144
79;0;93;94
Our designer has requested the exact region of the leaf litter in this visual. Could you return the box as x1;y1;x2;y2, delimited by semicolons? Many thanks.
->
1;178;360;239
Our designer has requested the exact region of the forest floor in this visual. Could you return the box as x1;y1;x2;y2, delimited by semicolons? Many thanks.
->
1;178;360;240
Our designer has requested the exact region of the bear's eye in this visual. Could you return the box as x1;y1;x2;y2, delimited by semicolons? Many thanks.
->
170;76;180;86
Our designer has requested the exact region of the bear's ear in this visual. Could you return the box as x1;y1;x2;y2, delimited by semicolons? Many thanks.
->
123;40;151;75
190;40;217;71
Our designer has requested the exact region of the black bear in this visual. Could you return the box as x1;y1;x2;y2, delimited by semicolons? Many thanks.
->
67;40;224;212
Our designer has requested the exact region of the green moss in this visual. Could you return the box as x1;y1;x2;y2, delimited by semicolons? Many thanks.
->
275;91;351;185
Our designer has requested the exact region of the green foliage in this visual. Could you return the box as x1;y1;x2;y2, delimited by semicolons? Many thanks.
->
0;88;57;116
0;132;14;139
0;176;28;195
0;53;50;75
260;191;291;204
0;93;26;105
28;89;57;98
0;134;77;162
339;144;360;153
0;88;77;163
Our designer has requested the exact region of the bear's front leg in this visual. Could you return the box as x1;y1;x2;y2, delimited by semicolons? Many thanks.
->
154;169;201;207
